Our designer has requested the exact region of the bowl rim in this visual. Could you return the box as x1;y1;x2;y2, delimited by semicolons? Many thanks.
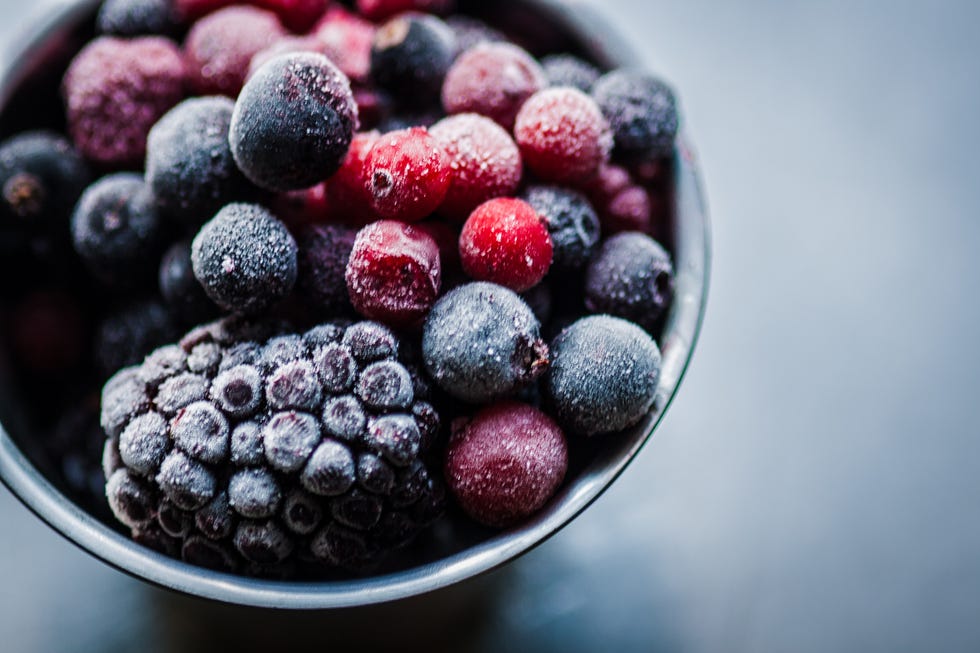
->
0;0;712;609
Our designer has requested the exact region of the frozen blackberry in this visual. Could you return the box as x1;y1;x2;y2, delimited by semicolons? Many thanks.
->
371;14;456;106
146;97;256;227
522;185;601;272
584;232;674;331
102;318;444;574
230;53;358;192
422;282;548;403
95;299;179;377
159;240;219;326
0;131;90;232
191;203;298;314
541;54;601;92
296;223;357;317
70;174;166;286
592;70;679;158
97;0;178;37
543;315;662;436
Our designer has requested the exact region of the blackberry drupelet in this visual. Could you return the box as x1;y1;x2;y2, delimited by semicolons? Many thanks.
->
102;318;445;575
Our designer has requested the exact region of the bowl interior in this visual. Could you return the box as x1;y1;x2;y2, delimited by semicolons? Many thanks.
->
0;0;710;608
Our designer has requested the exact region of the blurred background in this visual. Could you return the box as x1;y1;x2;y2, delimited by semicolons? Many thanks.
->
2;0;980;651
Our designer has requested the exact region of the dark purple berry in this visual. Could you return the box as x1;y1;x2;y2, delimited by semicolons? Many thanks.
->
97;0;178;38
158;500;193;538
106;468;157;528
95;299;178;377
301;440;356;496
230;421;264;466
146;97;256;226
160;241;218;326
266;360;322;411
321;395;367;441
544;315;662;436
262;411;319;472
364;414;421;467
234;520;294;563
356;453;395;495
171;401;230;464
211;365;263;418
118;411;169;475
331;489;382;530
228;468;282;518
230;53;357;192
592;70;679;157
371;14;456;106
422;282;548;403
156;449;217;510
523;185;601;272
296;223;357;316
356;361;414;411
156;373;209;417
195;492;235;540
311;343;357;393
342;321;398;362
191;203;298;314
182;536;238;571
101;368;151;438
541;54;601;92
70;174;165;286
584;232;674;331
281;490;323;535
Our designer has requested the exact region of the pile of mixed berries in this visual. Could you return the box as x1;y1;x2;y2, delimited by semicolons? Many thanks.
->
0;0;679;577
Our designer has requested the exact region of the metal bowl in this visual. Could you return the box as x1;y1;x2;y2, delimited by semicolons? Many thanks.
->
0;0;710;609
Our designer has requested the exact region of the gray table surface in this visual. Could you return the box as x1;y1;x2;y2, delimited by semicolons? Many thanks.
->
3;0;980;651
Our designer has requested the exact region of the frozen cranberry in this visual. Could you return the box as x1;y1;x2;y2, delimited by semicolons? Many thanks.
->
314;6;376;85
184;6;286;97
430;113;523;222
325;131;380;227
356;0;455;22
445;401;568;528
272;183;331;229
63;37;186;167
514;87;612;185
345;220;442;327
441;42;546;131
364;127;453;223
459;198;552;292
254;0;329;32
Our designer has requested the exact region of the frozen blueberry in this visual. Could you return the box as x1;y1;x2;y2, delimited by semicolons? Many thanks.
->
356;453;396;495
211;365;263;418
230;421;264;466
321;395;367;441
266;360;322;411
159;240;219;326
71;174;165;286
541;54;601;92
230;53;358;192
301;440;356;496
156;449;217;510
342;321;398;363
544;315;662;436
233;520;293;563
331;489;383;530
584;232;674;331
356;361;414;411
592;70;679;157
281;490;324;535
171;401;230;464
228;468;282;518
106;469;158;528
155;373;209;417
191;203;298;314
0;131;90;230
262;411;319;472
146;97;256;227
119;411;169;476
363;414;421;467
422;282;549;403
522;185;601;272
257;335;305;372
311;344;357;394
97;0;178;37
371;14;456;106
296;223;357;316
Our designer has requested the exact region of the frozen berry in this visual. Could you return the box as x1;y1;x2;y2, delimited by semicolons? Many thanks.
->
70;174;165;286
309;9;376;87
422;282;548;403
371;14;456;106
363;128;452;222
172;401;231;464
522;185;600;272
584;232;674;331
541;54;601;92
230;53;358;192
247;35;333;81
324;131;380;227
191;203;298;314
0;132;90;230
592;70;679;157
229;468;282;518
173;0;232;20
357;0;455;22
159;240;219;326
296;223;357;316
342;321;398;362
445;16;506;54
441;42;546;131
156;449;217;510
97;0;178;37
514;87;612;184
544;315;662;436
63;36;186;167
430;113;523;221
119;411;169;475
345;220;441;327
446;401;567;527
146;97;255;227
96;300;178;377
603;185;653;234
301;440;356;496
184;6;286;97
271;183;331;229
254;0;329;32
459;198;552;292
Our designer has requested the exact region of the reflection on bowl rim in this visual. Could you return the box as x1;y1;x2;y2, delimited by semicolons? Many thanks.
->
0;0;711;609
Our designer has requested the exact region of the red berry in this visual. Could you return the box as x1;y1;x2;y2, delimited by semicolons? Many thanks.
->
356;0;454;22
586;162;632;205
430;113;523;222
314;6;376;85
63;37;186;167
459;198;552;292
514;87;612;185
441;43;546;131
184;6;286;97
364;127;453;223
325;130;380;226
345;220;442;326
174;0;233;21
603;185;652;235
253;0;330;32
272;183;331;229
445;401;568;528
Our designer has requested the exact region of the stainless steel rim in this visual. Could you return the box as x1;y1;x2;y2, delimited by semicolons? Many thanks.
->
0;0;711;609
